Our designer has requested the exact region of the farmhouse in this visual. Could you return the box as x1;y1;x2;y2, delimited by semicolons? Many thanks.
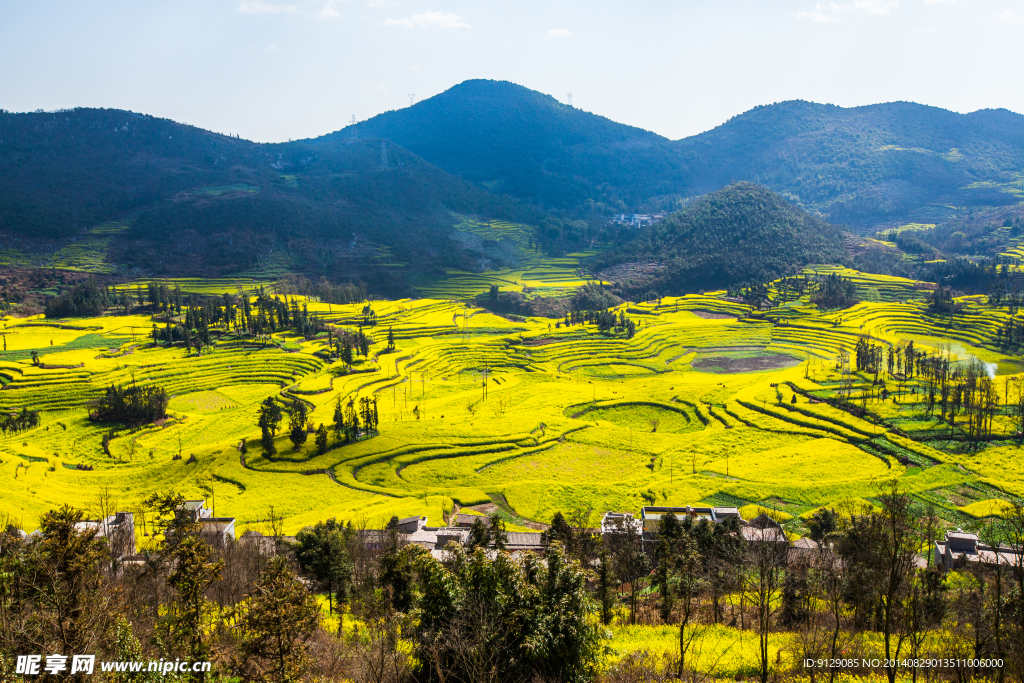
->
639;505;743;533
934;529;1024;570
600;511;638;534
452;512;484;528
72;511;136;559
177;500;236;546
357;515;545;555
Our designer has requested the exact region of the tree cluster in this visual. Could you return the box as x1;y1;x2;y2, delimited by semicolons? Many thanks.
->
90;383;169;426
44;279;109;318
276;274;365;305
0;406;40;435
812;273;859;310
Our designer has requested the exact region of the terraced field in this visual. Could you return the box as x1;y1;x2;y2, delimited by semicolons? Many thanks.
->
1;268;1023;539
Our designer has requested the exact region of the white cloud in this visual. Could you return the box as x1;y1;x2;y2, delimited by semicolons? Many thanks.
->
796;0;898;21
238;1;300;13
547;28;574;38
264;43;281;51
995;10;1021;23
923;0;957;4
381;11;469;29
317;2;341;18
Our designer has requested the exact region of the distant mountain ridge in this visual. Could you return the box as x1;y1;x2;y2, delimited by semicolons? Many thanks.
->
677;100;1024;225
0;107;533;287
329;80;1024;227
3;81;1023;291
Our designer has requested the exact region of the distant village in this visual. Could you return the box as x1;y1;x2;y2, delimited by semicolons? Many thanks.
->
607;213;667;229
13;501;1018;573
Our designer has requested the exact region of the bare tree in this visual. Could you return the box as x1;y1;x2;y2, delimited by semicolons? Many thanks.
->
875;480;919;683
742;523;788;683
606;515;649;625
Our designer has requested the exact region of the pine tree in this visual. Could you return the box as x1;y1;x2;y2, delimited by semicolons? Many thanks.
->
158;535;223;682
289;401;309;451
232;557;320;682
332;395;344;439
258;397;282;455
341;337;353;368
315;423;328;455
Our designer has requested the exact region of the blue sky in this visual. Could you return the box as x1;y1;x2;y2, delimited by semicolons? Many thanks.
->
1;0;1021;142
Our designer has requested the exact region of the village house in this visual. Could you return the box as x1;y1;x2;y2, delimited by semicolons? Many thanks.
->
639;505;744;534
934;529;1024;570
357;515;546;556
73;511;136;559
178;500;236;547
600;511;639;534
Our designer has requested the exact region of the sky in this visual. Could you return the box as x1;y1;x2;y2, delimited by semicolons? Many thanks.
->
1;0;1022;143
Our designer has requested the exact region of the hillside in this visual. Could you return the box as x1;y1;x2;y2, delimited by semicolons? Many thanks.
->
679;100;1024;226
594;182;847;295
323;81;1024;228
316;79;690;214
0;108;534;288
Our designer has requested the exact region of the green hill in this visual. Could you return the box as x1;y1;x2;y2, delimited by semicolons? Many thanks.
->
677;100;1024;226
318;79;689;214
325;81;1024;228
593;182;847;295
0;107;535;288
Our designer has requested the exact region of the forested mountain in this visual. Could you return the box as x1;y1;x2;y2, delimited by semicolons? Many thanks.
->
594;182;847;295
317;79;690;215
3;84;1023;289
679;101;1024;226
326;80;1024;228
0;107;534;286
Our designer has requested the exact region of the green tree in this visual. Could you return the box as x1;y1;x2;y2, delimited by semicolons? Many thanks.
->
488;512;508;551
314;423;329;455
468;517;489;549
109;618;161;683
411;545;604;683
0;505;116;663
294;518;355;621
341;337;353;368
807;507;838;543
332;395;344;439
288;401;308;452
232;556;320;683
157;534;223;681
258;397;282;455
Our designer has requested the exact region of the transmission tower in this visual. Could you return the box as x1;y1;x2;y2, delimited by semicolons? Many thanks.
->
408;93;416;106
350;114;356;125
567;92;573;107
